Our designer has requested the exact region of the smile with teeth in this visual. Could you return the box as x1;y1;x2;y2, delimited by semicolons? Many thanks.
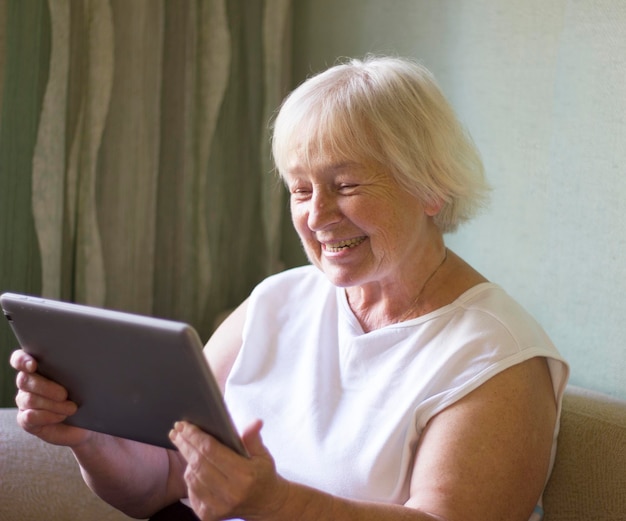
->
324;236;367;252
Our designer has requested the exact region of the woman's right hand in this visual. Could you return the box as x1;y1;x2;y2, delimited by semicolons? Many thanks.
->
10;349;93;447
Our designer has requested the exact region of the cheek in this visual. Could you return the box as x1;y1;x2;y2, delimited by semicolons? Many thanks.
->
363;207;414;249
290;208;320;266
290;203;306;233
290;205;316;248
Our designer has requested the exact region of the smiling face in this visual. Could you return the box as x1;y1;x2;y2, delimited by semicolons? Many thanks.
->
283;151;442;291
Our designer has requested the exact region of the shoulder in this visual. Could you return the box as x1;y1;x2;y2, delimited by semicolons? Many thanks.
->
440;251;552;349
412;282;568;426
450;283;557;355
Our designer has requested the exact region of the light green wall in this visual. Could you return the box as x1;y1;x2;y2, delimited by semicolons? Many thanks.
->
293;0;626;399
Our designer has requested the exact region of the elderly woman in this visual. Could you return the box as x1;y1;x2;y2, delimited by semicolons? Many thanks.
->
11;56;568;521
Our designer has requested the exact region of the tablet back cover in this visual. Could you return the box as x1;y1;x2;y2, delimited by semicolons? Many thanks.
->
1;293;245;454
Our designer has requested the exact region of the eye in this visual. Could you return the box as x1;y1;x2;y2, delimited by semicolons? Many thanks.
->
338;183;359;194
289;185;312;201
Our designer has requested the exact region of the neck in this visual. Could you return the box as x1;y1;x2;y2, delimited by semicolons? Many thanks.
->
346;245;449;332
396;247;448;323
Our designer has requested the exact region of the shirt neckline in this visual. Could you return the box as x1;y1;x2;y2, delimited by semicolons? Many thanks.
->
339;282;501;335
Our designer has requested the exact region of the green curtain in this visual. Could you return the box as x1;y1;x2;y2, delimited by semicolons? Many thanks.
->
0;0;302;407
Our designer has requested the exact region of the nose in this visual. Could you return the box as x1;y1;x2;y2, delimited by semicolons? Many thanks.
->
307;189;341;231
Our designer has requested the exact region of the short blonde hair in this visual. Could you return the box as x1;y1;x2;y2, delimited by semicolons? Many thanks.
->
271;56;490;233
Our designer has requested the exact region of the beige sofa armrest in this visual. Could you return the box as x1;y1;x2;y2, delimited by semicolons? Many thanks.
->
543;386;626;521
0;408;138;521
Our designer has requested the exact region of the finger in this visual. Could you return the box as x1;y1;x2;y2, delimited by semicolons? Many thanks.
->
15;407;93;447
169;423;229;498
9;350;37;372
173;421;212;451
169;422;211;467
168;422;193;460
241;419;267;458
17;406;73;431
169;422;237;483
15;387;77;417
15;369;77;419
15;370;71;403
172;421;234;458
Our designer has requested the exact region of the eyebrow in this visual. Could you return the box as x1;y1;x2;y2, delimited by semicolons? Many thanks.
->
328;161;358;172
280;159;367;189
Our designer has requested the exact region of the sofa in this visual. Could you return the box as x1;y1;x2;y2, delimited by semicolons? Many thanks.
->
1;385;625;521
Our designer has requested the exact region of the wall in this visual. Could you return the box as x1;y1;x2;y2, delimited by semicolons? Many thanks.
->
293;0;626;398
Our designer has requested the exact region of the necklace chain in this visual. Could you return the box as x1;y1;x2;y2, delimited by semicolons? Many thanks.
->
398;247;448;323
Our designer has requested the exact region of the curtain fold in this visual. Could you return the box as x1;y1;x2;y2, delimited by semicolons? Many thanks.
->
0;0;298;407
32;0;69;300
0;0;7;113
261;0;292;275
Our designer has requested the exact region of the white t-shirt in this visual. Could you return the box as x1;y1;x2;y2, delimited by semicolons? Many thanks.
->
224;265;569;519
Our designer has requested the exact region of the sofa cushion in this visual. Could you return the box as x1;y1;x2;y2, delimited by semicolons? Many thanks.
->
0;408;137;521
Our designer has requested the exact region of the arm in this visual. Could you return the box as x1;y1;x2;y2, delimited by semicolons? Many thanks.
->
72;434;187;518
202;299;249;391
406;356;557;520
170;356;557;521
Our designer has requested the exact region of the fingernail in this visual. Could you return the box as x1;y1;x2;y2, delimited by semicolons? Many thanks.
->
168;429;177;441
25;360;35;372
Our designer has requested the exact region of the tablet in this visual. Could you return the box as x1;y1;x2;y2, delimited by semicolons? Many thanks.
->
1;292;246;455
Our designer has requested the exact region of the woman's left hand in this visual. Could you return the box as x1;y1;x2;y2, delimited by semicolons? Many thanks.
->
169;419;290;521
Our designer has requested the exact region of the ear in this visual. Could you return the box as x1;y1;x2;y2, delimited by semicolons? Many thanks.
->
424;197;445;217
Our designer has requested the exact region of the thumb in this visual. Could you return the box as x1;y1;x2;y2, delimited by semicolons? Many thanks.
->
241;418;267;457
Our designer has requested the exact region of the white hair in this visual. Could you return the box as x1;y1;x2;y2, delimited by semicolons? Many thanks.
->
271;56;490;233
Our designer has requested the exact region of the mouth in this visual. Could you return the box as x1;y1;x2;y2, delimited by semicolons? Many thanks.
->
323;236;367;252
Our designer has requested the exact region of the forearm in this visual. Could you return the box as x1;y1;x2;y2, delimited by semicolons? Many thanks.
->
171;421;445;521
72;432;186;518
267;479;444;521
